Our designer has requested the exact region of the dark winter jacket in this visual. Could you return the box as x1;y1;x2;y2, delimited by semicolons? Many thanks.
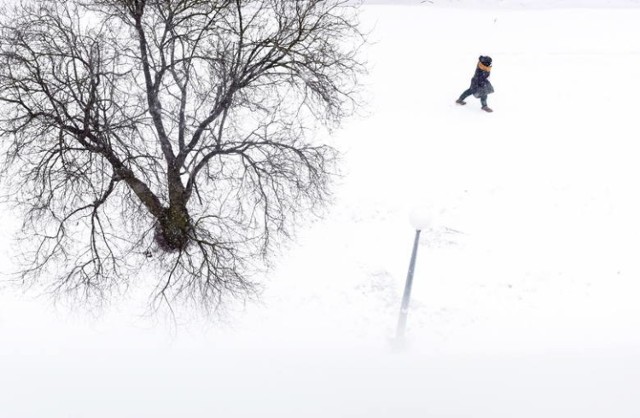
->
469;60;494;97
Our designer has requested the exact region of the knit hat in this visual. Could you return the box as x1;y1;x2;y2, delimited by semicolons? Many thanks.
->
479;55;492;66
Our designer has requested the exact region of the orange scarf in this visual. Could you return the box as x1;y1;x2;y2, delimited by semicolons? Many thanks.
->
478;62;492;72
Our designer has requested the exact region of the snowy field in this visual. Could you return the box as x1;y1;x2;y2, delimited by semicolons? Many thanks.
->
2;2;640;417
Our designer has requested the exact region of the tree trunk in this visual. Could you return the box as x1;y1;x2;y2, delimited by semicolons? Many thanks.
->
155;202;192;252
153;161;191;251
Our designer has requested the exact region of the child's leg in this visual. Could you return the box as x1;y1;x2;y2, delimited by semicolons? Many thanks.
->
458;88;474;101
480;95;493;112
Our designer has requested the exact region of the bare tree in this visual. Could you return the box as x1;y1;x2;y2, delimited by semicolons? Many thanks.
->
0;0;365;312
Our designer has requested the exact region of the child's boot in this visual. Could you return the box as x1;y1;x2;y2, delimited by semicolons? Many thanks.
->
482;106;493;113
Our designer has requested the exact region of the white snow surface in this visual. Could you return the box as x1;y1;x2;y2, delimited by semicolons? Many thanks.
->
362;0;640;7
2;3;640;418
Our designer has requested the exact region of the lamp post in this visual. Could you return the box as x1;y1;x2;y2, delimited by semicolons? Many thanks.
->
395;207;432;344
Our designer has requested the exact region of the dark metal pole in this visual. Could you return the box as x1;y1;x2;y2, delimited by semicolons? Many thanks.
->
395;229;422;342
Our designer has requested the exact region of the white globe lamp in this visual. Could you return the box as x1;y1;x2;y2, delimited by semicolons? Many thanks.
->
409;206;433;231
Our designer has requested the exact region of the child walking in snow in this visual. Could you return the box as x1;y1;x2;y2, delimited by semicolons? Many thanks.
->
456;55;494;112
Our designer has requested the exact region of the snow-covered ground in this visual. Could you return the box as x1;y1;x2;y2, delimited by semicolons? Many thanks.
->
363;0;640;7
2;2;640;417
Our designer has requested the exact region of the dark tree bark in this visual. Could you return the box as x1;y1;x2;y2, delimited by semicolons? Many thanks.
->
0;0;365;312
